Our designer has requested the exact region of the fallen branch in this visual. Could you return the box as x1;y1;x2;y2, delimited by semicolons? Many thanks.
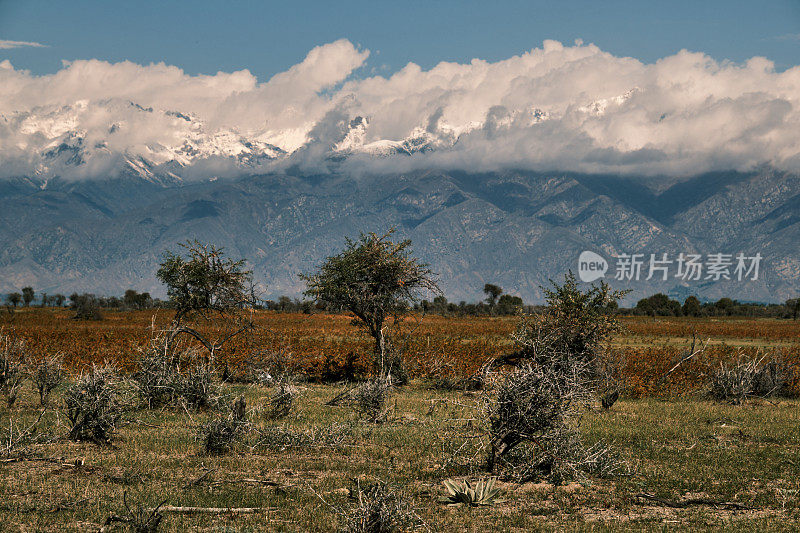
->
210;478;281;487
635;492;755;510
155;506;276;514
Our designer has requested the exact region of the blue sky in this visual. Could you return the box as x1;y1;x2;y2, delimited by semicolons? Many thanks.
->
1;0;799;79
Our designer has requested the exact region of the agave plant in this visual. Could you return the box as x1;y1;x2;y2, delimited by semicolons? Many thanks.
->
440;477;504;506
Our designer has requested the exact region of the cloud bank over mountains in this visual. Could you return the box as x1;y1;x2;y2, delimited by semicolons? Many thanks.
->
1;38;799;180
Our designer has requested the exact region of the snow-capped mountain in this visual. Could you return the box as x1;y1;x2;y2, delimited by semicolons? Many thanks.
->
3;95;572;181
4;99;287;183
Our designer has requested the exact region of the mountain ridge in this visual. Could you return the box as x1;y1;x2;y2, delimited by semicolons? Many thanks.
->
0;167;797;305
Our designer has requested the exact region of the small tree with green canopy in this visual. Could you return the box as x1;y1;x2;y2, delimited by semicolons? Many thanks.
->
21;287;34;307
301;230;439;378
483;283;503;311
786;298;800;320
7;293;21;308
156;240;255;359
683;296;702;317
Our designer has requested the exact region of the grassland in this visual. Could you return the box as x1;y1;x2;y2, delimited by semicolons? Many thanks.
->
0;309;798;531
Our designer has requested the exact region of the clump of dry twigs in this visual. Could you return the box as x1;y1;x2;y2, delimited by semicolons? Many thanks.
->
0;333;28;408
327;377;393;423
31;353;64;406
64;364;124;445
336;480;423;533
132;328;219;409
199;396;249;455
265;378;300;420
710;355;792;404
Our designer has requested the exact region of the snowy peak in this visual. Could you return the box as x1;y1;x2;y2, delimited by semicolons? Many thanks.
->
3;89;643;181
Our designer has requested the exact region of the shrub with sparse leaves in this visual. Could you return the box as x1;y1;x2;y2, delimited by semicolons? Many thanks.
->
266;379;299;419
710;356;791;404
64;365;124;445
482;274;627;482
133;331;218;409
354;377;392;423
0;334;28;408
31;354;64;406
200;396;248;455
337;481;421;533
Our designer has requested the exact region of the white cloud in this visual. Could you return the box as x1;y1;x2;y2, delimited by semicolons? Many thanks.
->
0;39;47;49
0;38;799;180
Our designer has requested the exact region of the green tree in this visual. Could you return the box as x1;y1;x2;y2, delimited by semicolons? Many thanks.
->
21;287;34;307
7;293;21;308
483;283;503;311
715;297;735;316
156;241;255;357
301;230;439;377
786;298;800;320
682;296;702;317
636;293;682;316
496;294;523;315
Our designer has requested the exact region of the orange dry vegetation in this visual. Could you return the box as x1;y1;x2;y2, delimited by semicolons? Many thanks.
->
2;308;798;397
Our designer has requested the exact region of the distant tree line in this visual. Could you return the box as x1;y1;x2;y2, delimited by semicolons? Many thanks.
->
4;284;799;320
3;288;162;313
630;293;797;318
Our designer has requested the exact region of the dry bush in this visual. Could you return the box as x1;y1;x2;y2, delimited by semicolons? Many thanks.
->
31;354;64;406
265;379;300;420
482;274;626;480
337;481;422;533
105;492;166;533
1;409;56;458
326;377;394;422
350;377;393;423
200;396;248;455
64;365;124;445
752;359;791;397
499;427;625;484
0;334;28;408
484;359;592;474
132;330;219;409
710;356;792;403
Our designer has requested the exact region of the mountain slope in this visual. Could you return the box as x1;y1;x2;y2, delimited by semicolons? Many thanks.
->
0;167;797;304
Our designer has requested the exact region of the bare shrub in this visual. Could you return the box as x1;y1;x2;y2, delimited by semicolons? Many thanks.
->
752;359;791;397
132;330;218;409
337;481;422;533
64;365;124;445
1;409;55;458
31;354;64;406
481;274;627;480
0;334;28;408
266;379;299;420
484;360;592;473
710;356;792;403
499;427;625;484
490;273;625;377
326;377;394;422
200;396;248;455
105;492;166;533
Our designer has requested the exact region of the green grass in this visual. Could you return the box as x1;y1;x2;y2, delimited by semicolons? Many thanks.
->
0;383;798;531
